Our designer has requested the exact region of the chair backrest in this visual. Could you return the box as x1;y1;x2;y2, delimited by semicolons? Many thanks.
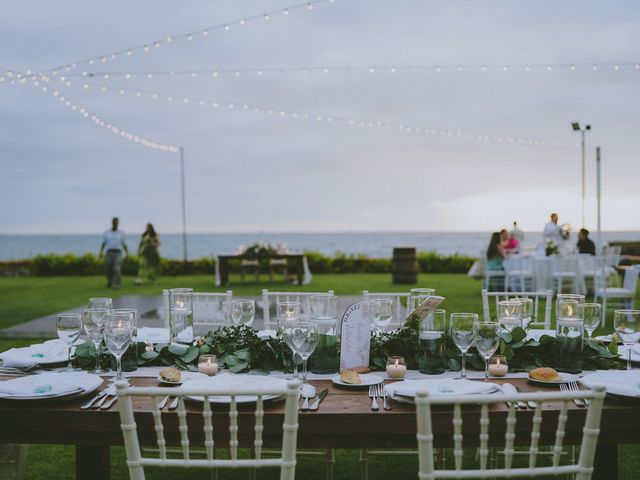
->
602;245;621;267
193;291;233;327
261;290;335;327
504;255;534;273
551;254;578;274
116;380;300;480
362;291;409;328
481;289;553;329
415;386;606;479
622;265;640;292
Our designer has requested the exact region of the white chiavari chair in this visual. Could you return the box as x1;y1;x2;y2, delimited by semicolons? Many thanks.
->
504;255;535;292
116;380;300;480
192;291;233;329
481;289;553;330
415;386;606;479
595;265;640;326
551;255;579;294
261;290;335;328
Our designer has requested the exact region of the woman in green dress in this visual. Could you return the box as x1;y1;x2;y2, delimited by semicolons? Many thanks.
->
135;223;161;284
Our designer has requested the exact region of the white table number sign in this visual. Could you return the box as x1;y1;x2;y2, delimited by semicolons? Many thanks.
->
339;302;372;371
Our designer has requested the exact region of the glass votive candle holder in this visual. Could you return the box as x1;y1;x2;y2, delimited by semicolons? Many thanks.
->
198;354;219;376
385;356;407;379
488;355;508;377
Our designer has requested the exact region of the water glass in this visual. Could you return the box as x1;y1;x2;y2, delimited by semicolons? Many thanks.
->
283;319;318;389
555;299;584;374
450;313;477;378
614;310;640;370
583;303;602;341
497;300;522;332
112;308;138;372
368;298;393;332
512;297;534;329
221;300;233;325
418;309;447;374
409;288;436;312
82;308;108;373
277;302;302;378
474;322;501;380
309;295;339;374
231;299;256;327
57;313;82;372
556;294;585;319
105;312;134;382
169;288;194;344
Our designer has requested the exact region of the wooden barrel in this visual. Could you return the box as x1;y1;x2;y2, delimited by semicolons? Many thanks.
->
391;247;418;284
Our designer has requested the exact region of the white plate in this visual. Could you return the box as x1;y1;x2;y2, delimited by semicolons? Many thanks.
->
386;378;501;405
618;345;640;364
184;373;289;404
331;374;384;387
1;341;74;366
187;393;283;404
157;371;207;385
0;372;103;401
580;371;640;399
527;372;580;385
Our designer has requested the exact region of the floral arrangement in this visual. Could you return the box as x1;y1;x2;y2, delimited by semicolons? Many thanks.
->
545;240;559;256
235;242;289;258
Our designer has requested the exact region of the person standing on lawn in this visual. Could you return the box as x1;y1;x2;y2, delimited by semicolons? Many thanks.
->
99;217;129;289
134;223;161;285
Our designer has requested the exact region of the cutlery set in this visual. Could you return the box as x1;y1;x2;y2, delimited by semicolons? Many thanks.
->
299;388;328;412
560;381;589;407
368;383;391;411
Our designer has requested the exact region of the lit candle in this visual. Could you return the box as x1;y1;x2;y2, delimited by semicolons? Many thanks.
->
386;357;407;379
488;356;508;377
198;355;219;376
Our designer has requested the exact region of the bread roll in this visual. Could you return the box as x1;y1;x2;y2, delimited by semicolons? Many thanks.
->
528;367;560;381
340;368;362;384
160;367;181;383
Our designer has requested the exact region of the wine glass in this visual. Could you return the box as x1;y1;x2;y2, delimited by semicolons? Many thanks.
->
512;298;533;329
89;297;112;311
613;310;640;370
368;298;393;332
282;319;318;394
104;311;134;382
497;300;522;332
583;303;602;342
277;302;302;379
57;313;82;372
450;313;477;379
82;308;109;373
231;299;255;327
221;300;233;325
474;322;501;380
409;288;436;312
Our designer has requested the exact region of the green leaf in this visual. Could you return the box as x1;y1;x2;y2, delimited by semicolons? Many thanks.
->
229;361;249;373
141;351;159;360
180;346;200;364
168;344;188;356
199;344;211;354
511;327;526;343
235;349;251;362
224;354;238;367
607;341;619;355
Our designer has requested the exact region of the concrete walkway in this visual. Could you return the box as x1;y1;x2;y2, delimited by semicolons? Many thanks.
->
0;295;364;338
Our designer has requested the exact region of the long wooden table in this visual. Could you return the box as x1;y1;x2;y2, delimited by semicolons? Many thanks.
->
217;253;305;286
1;376;638;479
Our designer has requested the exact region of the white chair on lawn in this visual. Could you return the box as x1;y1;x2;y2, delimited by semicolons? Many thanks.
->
602;245;622;287
415;385;606;479
551;255;579;294
482;254;505;292
192;291;233;329
504;255;535;292
362;291;410;328
261;290;335;328
481;289;553;330
116;380;300;480
595;265;640;326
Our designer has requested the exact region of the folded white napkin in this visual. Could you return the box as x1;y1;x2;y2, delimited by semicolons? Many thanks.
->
137;327;170;344
385;378;498;399
0;372;86;397
0;342;68;368
183;373;288;397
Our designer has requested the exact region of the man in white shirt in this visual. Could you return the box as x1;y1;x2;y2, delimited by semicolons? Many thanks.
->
99;217;129;289
543;212;563;244
511;221;524;242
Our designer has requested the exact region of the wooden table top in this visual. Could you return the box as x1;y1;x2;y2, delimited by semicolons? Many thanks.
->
1;375;639;449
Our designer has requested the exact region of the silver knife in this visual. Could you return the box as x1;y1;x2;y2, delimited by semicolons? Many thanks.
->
80;391;106;410
100;395;118;410
502;383;527;409
514;385;537;408
308;389;328;411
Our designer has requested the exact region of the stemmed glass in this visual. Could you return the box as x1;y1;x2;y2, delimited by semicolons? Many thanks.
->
104;311;134;382
409;288;436;312
512;298;533;329
231;299;256;327
221;300;233;325
497;300;522;332
282;319;318;394
57;313;82;372
368;298;393;332
82;308;109;373
277;301;302;379
474;322;501;380
613;310;640;370
450;313;477;379
583;303;602;342
89;297;113;310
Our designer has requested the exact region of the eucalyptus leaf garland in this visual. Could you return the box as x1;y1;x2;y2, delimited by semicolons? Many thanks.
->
73;321;626;373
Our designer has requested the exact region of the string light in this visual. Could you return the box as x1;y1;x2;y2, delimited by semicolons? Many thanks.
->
30;75;178;153
45;0;336;74
55;77;578;149
53;62;639;81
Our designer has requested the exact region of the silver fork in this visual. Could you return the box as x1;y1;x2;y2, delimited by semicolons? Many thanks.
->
560;383;585;407
378;383;391;410
568;381;589;406
368;384;379;411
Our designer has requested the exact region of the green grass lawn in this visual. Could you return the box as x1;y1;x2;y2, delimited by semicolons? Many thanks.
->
0;273;638;479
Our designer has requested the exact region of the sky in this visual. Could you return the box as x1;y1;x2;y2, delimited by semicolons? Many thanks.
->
1;0;639;235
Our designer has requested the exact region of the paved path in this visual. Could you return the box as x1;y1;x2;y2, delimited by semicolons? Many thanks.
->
0;295;364;338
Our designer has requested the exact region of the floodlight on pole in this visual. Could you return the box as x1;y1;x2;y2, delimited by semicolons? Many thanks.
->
572;122;591;227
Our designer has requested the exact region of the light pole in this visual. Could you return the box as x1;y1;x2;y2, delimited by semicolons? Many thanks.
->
571;122;591;228
179;146;188;262
596;146;602;248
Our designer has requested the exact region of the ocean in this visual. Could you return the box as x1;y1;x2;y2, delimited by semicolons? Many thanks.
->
1;231;639;261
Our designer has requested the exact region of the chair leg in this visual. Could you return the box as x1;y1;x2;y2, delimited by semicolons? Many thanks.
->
15;445;27;480
359;449;368;480
325;449;335;480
